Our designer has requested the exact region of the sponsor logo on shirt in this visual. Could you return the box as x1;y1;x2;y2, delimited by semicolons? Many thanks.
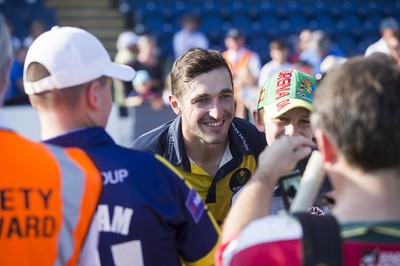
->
229;168;251;192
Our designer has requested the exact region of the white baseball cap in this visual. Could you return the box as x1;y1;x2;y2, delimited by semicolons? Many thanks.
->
24;26;136;95
116;31;138;50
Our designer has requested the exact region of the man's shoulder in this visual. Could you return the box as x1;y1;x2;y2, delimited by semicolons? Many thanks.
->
231;117;261;134
365;38;386;54
231;118;267;152
130;120;173;153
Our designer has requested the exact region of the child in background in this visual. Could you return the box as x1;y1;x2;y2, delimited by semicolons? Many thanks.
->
125;70;164;110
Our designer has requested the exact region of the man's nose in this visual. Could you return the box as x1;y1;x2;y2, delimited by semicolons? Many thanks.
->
208;101;223;119
285;123;299;136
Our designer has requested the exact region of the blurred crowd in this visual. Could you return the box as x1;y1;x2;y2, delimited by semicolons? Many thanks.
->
4;13;400;124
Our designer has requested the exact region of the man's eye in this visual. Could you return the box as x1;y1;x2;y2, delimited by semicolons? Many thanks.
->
276;118;289;123
195;98;208;103
299;120;310;125
220;94;232;100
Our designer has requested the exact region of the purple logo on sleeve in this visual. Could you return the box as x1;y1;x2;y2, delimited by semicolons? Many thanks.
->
185;189;205;223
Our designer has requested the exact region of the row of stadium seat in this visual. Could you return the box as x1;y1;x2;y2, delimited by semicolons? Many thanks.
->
0;0;57;40
120;0;400;62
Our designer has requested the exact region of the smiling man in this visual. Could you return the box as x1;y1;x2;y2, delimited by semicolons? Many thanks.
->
131;48;266;225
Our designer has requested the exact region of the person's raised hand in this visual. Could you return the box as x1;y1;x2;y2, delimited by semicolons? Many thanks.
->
255;135;314;185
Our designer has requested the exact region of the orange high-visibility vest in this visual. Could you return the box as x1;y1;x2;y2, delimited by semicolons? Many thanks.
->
223;49;252;77
223;49;253;100
0;129;102;266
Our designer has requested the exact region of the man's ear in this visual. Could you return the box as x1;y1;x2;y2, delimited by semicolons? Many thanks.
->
86;80;101;110
253;110;265;132
169;95;181;115
0;57;12;102
315;128;337;165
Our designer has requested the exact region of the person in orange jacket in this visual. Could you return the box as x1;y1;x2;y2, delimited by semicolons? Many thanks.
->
0;14;102;266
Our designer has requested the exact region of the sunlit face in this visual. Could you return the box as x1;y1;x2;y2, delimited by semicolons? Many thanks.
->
270;48;288;64
172;68;234;146
225;37;245;51
258;107;313;145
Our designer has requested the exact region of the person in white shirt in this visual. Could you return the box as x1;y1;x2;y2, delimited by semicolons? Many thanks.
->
173;13;209;59
365;17;399;57
258;39;292;88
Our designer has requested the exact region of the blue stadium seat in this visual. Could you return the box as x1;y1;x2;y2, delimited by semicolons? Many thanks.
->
141;16;165;36
340;1;357;16
158;32;174;58
259;16;280;38
313;0;332;16
229;14;252;31
335;34;358;57
249;35;270;64
200;14;224;47
2;5;30;39
286;15;308;34
136;1;163;24
312;16;337;35
122;0;392;71
220;0;249;18
383;0;400;16
364;14;384;34
283;0;301;17
29;4;57;28
258;0;278;17
336;15;365;38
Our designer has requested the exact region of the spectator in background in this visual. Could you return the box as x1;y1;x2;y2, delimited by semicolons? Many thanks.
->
115;31;139;65
299;30;330;75
130;34;164;93
5;19;22;52
4;45;29;105
317;54;348;82
234;67;259;122
258;39;292;88
173;13;209;59
388;29;400;65
0;15;102;266
23;19;46;48
125;69;164;110
113;31;139;108
365;17;399;57
23;26;219;266
289;29;311;64
223;28;262;119
299;30;345;76
292;60;314;76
